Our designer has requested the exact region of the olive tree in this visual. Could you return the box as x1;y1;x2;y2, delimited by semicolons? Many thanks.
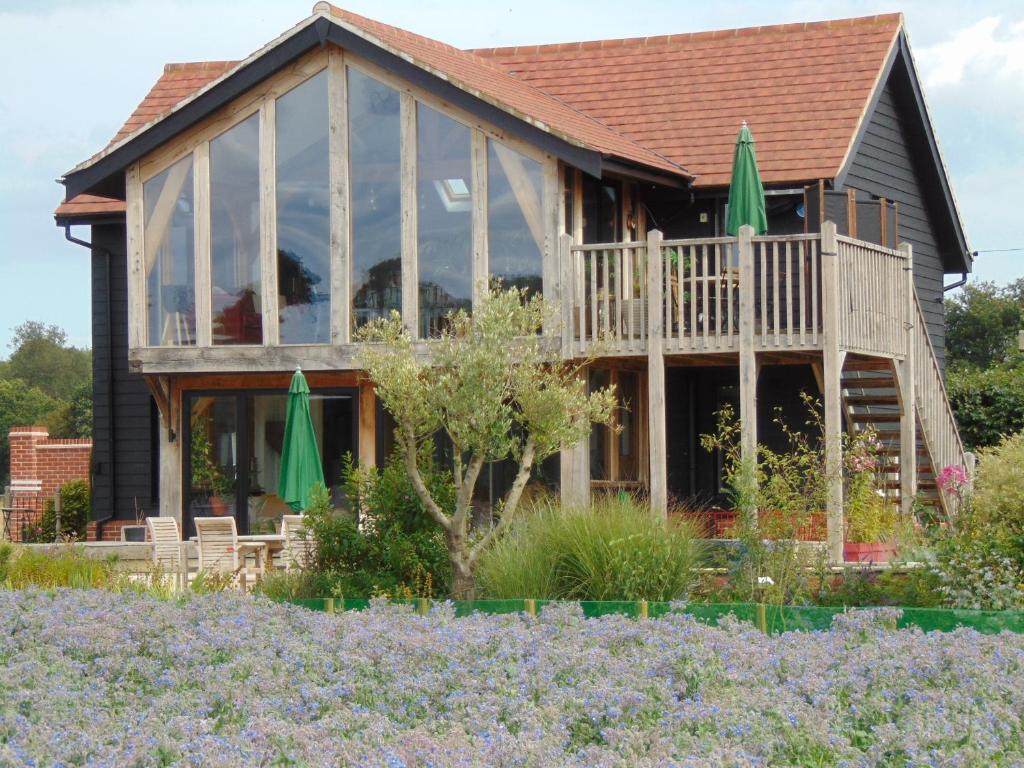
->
356;287;614;599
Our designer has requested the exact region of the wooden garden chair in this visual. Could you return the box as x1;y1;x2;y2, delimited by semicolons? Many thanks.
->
280;514;315;571
146;516;188;590
194;517;267;591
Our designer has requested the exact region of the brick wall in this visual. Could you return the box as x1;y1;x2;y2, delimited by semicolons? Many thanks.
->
7;426;92;542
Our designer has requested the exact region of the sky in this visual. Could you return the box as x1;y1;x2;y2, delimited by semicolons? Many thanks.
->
1;0;1022;353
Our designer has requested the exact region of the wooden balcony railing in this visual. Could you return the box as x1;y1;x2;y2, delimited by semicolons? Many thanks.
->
836;235;910;357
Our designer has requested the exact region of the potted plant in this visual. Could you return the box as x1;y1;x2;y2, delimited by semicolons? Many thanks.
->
844;432;899;563
190;419;234;516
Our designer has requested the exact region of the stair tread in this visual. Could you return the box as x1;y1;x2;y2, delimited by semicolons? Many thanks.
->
842;377;896;389
846;395;900;405
851;413;902;422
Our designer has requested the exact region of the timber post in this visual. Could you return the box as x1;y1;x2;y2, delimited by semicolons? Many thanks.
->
897;241;917;517
820;221;845;564
646;229;667;520
737;225;758;476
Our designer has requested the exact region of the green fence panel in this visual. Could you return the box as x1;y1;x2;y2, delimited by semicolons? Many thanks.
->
277;597;1024;634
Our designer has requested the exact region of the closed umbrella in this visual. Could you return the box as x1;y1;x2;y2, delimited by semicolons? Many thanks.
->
278;367;325;512
726;121;768;236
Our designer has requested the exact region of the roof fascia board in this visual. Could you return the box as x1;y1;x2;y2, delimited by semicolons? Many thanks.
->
893;33;971;269
63;19;327;200
832;32;901;191
63;15;609;199
834;31;970;273
54;213;126;228
322;24;602;177
601;158;690;188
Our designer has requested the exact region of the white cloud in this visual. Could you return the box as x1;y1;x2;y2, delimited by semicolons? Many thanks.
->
916;15;1024;88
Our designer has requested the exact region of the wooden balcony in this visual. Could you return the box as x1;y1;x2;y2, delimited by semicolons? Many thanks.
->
561;227;912;361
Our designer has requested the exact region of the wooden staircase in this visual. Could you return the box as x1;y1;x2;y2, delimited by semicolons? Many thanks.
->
840;358;939;511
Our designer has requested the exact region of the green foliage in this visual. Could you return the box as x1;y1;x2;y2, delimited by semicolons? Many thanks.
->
0;378;58;484
844;432;898;544
301;449;451;598
476;494;706;602
22;479;91;543
2;545;116;590
818;566;944;608
4;321;92;402
945;279;1024;371
355;287;615;597
254;569;343;601
971;432;1024;541
48;381;93;439
0;542;12;583
189;419;233;497
948;365;1024;450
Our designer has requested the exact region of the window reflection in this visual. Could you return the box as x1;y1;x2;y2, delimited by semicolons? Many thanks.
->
211;113;262;345
276;71;330;344
349;68;402;330
144;155;195;346
417;104;472;337
488;140;543;298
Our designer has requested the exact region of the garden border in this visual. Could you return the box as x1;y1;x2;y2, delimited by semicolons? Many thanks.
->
279;597;1024;635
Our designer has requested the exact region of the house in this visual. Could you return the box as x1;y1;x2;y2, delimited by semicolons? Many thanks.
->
55;4;970;559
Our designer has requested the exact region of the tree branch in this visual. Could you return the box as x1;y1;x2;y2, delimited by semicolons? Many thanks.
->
470;436;536;563
403;438;452;532
452;453;486;532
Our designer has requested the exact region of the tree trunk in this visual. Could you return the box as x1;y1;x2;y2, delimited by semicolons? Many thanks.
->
449;554;475;600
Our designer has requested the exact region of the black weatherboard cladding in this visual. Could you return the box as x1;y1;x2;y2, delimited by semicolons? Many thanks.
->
90;223;157;521
842;74;951;371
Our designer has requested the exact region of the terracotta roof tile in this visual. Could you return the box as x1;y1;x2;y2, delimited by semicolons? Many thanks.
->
317;3;684;176
54;194;126;220
474;14;902;186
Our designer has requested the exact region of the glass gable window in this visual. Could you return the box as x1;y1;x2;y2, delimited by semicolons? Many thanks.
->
417;104;472;337
276;71;330;344
211;113;262;345
487;140;543;298
349;68;402;330
143;155;195;346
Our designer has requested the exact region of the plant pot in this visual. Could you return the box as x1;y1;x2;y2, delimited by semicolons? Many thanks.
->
843;541;898;564
120;525;147;542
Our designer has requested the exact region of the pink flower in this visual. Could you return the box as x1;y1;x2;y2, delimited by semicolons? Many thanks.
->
937;464;969;496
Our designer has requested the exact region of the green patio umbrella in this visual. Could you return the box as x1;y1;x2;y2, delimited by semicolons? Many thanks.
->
725;121;768;236
278;367;325;512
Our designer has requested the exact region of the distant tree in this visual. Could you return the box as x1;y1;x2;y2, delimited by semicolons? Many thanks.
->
0;379;59;484
48;382;93;440
4;321;91;402
945;280;1024;370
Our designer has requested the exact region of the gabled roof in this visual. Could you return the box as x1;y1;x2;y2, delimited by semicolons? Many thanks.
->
59;2;685;209
473;14;902;188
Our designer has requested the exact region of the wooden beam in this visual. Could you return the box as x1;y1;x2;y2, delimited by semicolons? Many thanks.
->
328;46;350;343
358;378;377;468
846;189;857;239
541;158;559;308
471;128;488;307
400;92;418;337
737;225;758;470
126;162;146;350
646;228;667;519
158;379;183;522
193;143;213;347
259;100;280;346
821;220;845;563
897;240;916;517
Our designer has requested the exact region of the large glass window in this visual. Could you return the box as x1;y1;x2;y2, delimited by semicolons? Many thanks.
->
417;104;472;337
276;71;330;344
349;68;402;330
211;113;262;345
488;140;543;297
143;155;195;346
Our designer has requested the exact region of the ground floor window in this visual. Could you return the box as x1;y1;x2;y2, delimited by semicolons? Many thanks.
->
184;388;357;536
590;367;644;490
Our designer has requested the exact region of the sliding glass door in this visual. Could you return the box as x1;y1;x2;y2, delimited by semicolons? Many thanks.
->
184;388;357;536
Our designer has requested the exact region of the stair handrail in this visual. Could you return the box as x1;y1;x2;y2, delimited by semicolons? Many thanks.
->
911;287;968;510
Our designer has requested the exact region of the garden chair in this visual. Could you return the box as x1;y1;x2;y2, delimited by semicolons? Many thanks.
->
280;514;315;571
146;516;188;590
194;517;267;591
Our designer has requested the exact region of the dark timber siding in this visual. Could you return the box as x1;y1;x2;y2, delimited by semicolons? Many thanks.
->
843;77;948;370
91;223;157;521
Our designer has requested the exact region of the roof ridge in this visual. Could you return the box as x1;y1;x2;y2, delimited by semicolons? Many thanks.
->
163;61;239;73
317;3;688;176
471;12;903;57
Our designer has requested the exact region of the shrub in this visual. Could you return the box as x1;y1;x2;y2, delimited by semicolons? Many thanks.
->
972;431;1024;541
477;494;706;601
948;365;1024;450
3;544;116;590
21;479;91;543
302;448;451;598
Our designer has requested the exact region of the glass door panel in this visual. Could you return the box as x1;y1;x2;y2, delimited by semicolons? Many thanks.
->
187;395;239;535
